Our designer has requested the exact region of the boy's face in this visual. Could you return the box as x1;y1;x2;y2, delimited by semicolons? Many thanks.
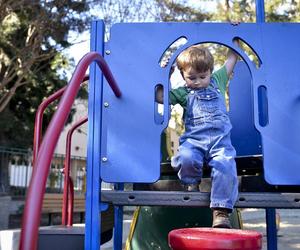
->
182;67;211;89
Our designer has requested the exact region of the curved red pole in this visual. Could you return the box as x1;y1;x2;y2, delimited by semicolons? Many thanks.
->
20;52;121;250
61;116;88;226
33;87;66;166
32;75;89;166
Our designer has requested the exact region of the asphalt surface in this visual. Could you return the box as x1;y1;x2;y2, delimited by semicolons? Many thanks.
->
242;208;300;250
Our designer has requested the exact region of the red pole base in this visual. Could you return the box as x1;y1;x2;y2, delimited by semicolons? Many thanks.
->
168;227;262;250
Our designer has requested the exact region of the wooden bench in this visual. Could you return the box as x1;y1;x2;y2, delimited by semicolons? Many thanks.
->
39;193;114;245
42;193;114;235
42;193;85;213
42;193;85;225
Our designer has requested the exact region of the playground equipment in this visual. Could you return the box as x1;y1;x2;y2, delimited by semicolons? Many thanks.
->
20;0;300;249
32;75;89;226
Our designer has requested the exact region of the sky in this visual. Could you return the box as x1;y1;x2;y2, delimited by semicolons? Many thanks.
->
66;0;295;70
66;0;218;72
66;30;90;66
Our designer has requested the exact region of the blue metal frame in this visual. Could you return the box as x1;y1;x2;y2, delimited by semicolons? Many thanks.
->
85;20;105;250
256;0;265;23
113;183;124;250
113;205;124;250
266;208;278;250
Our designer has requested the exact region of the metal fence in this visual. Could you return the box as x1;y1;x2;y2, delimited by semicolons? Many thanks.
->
0;147;89;196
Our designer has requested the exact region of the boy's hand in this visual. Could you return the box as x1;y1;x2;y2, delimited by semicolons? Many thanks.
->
155;85;164;104
225;22;240;77
230;21;241;46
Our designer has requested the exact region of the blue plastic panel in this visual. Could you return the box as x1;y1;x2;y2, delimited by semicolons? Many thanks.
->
229;61;262;157
93;22;300;185
254;24;300;185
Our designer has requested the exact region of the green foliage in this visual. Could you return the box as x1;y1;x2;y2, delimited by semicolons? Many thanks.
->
153;0;211;22
154;0;300;23
265;0;300;22
0;0;90;147
154;0;300;68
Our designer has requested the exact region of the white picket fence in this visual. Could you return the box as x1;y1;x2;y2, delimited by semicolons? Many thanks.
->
9;164;32;187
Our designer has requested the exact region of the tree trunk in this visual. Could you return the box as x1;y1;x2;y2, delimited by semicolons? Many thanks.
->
225;0;230;22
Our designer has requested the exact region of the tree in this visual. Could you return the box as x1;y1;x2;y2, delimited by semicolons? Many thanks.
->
0;0;91;192
0;0;90;113
155;0;300;23
153;0;211;22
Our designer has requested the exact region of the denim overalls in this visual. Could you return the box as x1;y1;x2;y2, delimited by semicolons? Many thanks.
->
171;79;238;210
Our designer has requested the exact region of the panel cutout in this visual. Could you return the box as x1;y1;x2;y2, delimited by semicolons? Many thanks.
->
233;37;262;68
258;85;268;127
159;36;187;68
154;84;164;124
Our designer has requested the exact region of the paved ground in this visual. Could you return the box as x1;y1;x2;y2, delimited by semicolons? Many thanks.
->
242;208;300;250
101;208;300;250
101;215;132;250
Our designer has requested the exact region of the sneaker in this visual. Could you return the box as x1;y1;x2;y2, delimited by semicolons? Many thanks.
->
212;209;232;229
183;183;199;192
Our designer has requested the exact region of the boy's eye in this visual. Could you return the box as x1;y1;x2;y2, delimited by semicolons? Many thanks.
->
200;76;206;79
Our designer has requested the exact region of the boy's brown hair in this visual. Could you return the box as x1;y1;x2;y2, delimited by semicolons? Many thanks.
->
176;45;214;73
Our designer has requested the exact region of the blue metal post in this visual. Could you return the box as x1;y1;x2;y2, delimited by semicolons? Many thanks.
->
85;20;105;250
255;0;265;23
266;208;278;250
256;1;277;249
113;184;124;250
113;205;124;250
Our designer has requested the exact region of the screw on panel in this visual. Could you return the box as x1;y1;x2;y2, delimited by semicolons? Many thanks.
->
104;102;109;107
102;157;108;162
105;50;111;55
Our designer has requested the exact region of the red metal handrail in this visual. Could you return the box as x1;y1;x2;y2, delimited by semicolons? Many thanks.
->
33;76;89;227
20;52;121;250
32;76;89;166
62;116;88;226
32;86;66;166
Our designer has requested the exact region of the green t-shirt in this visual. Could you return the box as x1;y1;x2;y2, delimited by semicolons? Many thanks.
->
169;66;228;108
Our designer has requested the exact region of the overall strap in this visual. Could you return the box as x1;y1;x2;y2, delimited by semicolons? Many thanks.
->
210;77;219;90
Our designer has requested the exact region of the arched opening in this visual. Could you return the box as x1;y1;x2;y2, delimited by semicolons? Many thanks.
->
159;36;188;68
159;41;262;164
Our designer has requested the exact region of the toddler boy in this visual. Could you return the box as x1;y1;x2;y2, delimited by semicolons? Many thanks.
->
168;44;239;228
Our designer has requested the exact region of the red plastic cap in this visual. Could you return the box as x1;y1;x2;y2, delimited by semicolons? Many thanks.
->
168;227;262;250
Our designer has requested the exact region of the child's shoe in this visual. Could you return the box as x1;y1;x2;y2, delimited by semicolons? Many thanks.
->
212;208;232;228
